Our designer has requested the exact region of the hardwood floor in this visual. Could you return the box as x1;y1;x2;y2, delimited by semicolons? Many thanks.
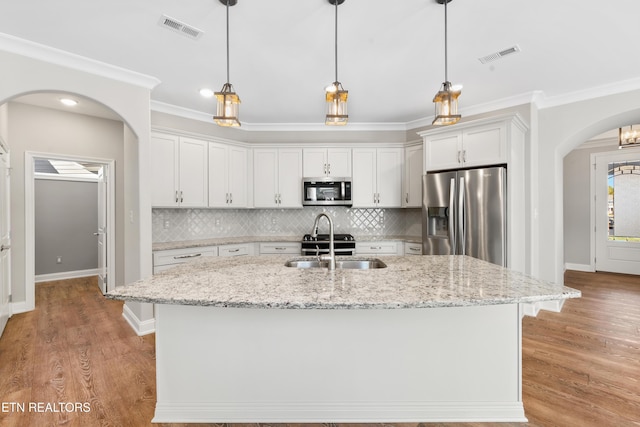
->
0;271;638;426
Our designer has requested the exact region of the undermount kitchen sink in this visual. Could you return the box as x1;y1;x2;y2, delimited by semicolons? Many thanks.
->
284;258;387;270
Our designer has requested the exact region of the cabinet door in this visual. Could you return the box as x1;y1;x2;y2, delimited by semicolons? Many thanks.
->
352;149;377;208
277;148;303;208
150;133;179;207
425;133;462;171
208;142;228;208
253;149;279;208
327;148;351;177
302;148;327;177
462;124;506;167
179;137;208;207
376;148;403;208
403;145;423;208
228;146;248;207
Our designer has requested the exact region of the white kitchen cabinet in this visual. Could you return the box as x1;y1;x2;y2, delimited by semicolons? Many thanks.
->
403;144;423;208
422;122;507;171
352;148;403;208
208;142;248;208
303;148;351;177
355;241;403;256
151;133;208;207
259;242;301;255
218;243;254;257
253;148;303;208
153;246;218;274
404;242;422;255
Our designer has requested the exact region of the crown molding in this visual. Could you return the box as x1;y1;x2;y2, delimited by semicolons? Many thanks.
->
0;32;160;90
534;77;640;109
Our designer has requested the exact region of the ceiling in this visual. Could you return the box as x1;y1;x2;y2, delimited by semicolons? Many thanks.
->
2;0;640;128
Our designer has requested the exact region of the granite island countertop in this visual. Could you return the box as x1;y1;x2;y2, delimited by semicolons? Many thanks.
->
107;255;580;309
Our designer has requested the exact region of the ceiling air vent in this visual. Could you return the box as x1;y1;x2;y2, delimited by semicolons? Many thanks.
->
478;45;521;64
158;14;204;40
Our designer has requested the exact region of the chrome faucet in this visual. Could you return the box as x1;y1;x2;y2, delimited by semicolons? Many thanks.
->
311;212;336;270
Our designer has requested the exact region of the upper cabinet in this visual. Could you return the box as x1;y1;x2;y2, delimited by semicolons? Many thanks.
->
403;144;423;208
254;148;303;208
352;148;403;208
151;133;208;208
209;142;248;208
303;148;351;177
422;122;507;171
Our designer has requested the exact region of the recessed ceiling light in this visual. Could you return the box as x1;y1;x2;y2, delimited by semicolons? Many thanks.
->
59;98;78;107
199;88;215;98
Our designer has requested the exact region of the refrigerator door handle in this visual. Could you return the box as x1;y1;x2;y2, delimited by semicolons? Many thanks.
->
448;177;456;254
458;176;465;255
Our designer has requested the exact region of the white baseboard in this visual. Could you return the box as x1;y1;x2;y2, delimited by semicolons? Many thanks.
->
35;268;99;283
10;301;31;314
564;263;595;272
122;303;156;336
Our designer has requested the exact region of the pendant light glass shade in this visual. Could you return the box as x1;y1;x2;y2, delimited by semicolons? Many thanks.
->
214;83;241;127
214;0;241;127
325;81;348;125
432;81;461;126
325;0;348;125
619;125;640;149
432;0;461;126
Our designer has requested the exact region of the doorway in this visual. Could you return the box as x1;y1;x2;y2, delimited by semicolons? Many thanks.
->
593;150;640;274
0;139;11;338
26;153;115;294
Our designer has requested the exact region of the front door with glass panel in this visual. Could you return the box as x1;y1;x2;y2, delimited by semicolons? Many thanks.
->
594;151;640;275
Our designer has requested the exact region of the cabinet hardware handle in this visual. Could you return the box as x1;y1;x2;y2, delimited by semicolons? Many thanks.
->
462;150;466;163
457;150;461;163
226;193;229;203
409;247;420;251
175;190;179;203
180;190;184;203
230;193;233;204
0;244;10;252
275;194;278;204
406;193;409;204
275;247;286;250
174;253;202;259
228;248;240;253
327;163;330;175
371;246;381;250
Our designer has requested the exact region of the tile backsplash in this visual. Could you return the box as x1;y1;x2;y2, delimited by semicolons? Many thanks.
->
153;207;422;243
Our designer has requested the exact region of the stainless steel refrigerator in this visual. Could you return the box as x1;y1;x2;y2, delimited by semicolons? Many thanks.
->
422;166;507;266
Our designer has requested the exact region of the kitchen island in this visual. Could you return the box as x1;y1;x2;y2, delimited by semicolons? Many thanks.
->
107;255;580;423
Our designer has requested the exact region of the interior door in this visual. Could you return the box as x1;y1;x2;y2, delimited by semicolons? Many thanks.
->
0;143;11;337
594;151;640;274
96;166;107;294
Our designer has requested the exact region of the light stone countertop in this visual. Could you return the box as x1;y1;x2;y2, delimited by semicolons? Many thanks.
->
152;235;422;251
107;255;580;310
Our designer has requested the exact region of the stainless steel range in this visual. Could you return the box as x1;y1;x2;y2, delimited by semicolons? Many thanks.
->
301;233;355;256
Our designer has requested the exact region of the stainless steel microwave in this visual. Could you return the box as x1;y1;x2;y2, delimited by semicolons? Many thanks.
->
302;177;352;206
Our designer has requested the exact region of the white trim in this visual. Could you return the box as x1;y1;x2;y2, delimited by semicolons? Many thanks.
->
10;301;29;315
564;263;595;273
25;152;117;312
0;32;160;90
35;268;99;283
122;303;156;336
152;401;527;423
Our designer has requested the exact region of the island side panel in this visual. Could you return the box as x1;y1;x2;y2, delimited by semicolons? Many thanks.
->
153;303;526;423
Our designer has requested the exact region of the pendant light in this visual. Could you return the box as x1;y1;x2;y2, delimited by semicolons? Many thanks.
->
432;0;461;126
325;0;348;126
213;0;241;127
619;125;640;149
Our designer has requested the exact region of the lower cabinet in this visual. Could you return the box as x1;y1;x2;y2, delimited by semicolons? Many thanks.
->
355;241;403;256
218;243;255;257
153;246;218;274
259;242;302;255
404;242;422;255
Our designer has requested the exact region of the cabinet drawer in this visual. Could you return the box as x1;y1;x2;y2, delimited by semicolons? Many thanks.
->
153;246;218;274
404;242;423;255
259;242;302;255
218;243;253;257
356;241;401;255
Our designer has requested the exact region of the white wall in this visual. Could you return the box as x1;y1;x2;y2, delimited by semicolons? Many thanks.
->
537;90;640;283
0;46;155;312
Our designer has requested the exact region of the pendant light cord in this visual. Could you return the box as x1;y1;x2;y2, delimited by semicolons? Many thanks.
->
226;0;230;85
334;0;339;83
444;0;448;83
